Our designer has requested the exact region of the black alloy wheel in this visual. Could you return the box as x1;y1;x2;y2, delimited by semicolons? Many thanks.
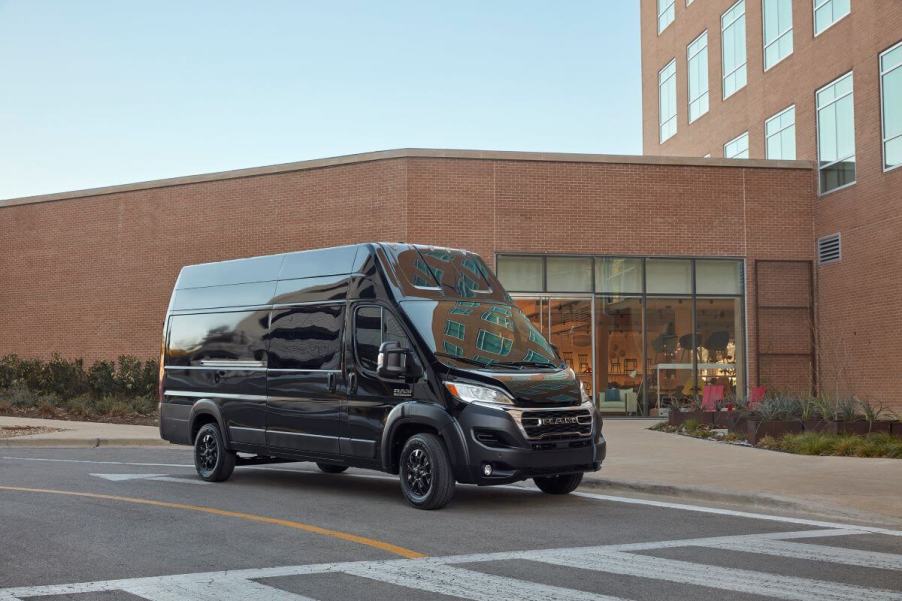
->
399;433;455;510
193;422;236;482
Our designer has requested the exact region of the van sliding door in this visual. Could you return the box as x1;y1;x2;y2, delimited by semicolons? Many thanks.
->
265;303;345;454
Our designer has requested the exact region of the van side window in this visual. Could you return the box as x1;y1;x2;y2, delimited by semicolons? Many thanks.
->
269;304;344;370
167;311;268;366
354;306;411;372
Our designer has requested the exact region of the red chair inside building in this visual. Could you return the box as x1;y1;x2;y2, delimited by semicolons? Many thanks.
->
748;386;767;410
701;384;724;412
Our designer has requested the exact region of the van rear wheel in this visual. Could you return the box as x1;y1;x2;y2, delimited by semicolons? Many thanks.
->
533;472;583;495
194;422;236;482
316;463;348;474
399;433;455;510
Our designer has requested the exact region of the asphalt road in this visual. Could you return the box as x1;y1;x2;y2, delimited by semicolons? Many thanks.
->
1;447;900;601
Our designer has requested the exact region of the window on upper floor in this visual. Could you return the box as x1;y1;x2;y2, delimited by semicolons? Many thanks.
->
880;41;902;171
721;0;747;99
816;72;855;193
814;0;850;36
688;31;709;122
658;0;676;33
724;132;749;159
763;0;793;69
765;105;796;160
659;59;678;143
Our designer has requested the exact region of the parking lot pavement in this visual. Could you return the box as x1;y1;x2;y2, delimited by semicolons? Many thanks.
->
1;447;901;601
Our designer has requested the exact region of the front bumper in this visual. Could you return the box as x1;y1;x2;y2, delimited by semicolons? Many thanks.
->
454;401;606;485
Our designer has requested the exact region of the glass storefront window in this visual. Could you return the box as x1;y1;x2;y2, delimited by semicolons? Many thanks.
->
596;297;643;415
696;297;744;398
501;254;746;415
546;257;593;292
495;256;543;291
696;259;742;294
646;259;692;294
596;258;643;294
645;297;695;415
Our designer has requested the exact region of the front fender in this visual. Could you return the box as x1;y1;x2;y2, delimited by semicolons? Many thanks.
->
381;401;472;483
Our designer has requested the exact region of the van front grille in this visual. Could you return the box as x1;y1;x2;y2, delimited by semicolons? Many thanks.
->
519;409;592;440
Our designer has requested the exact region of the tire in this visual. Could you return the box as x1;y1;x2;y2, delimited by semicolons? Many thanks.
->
399;433;455;510
533;472;583;495
193;422;236;482
316;462;348;474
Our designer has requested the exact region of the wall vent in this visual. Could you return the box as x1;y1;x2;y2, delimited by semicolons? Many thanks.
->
817;233;841;265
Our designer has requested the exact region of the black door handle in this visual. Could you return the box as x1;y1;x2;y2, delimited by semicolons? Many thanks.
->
347;371;358;394
327;372;337;393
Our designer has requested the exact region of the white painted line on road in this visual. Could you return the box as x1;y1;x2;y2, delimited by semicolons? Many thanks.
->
3;527;900;601
90;473;209;485
531;548;902;601
704;538;902;571
342;561;627;601
120;575;317;601
4;455;901;536
571;491;902;537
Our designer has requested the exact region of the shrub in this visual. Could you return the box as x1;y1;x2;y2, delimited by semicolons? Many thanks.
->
762;432;902;458
0;354;158;420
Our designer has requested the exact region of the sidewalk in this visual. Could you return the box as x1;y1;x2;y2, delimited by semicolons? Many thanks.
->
0;416;166;448
587;419;902;526
2;415;900;525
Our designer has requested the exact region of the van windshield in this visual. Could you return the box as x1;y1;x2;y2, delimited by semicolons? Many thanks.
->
400;300;562;370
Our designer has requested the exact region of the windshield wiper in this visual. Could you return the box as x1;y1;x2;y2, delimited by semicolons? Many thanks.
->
433;352;519;369
491;360;559;369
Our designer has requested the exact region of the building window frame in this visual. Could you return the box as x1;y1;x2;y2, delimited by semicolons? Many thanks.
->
813;0;851;37
762;0;793;71
724;131;750;159
816;71;856;195
659;59;678;143
687;31;709;123
880;40;902;173
721;0;748;100
658;0;676;33
765;105;796;160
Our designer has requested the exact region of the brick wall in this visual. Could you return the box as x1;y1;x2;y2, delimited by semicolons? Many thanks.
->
640;0;902;406
0;151;814;398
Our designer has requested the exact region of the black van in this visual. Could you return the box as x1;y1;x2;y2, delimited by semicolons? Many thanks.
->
159;243;605;509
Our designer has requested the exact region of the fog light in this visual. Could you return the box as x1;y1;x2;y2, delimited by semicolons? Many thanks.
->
482;463;493;477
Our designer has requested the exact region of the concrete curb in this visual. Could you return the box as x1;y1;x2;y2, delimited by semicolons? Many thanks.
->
579;477;809;512
0;438;171;448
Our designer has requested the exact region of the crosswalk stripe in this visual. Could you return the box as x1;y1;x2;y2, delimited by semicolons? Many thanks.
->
529;548;902;601
704;539;902;571
119;576;317;601
341;561;628;601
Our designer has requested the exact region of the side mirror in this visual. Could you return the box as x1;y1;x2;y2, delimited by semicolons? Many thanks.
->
377;341;411;380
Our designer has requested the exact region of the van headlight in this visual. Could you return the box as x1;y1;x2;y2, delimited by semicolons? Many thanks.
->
444;381;514;406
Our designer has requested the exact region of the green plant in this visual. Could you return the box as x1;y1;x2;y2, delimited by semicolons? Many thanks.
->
759;432;902;458
836;398;860;422
857;399;895;430
682;418;701;434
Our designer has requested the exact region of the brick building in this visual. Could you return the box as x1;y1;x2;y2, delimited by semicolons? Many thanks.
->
0;149;820;415
641;0;902;405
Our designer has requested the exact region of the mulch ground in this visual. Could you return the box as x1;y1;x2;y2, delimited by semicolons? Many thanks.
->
0;425;64;439
0;406;158;427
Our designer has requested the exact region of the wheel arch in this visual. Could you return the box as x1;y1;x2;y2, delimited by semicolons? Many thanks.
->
188;400;230;448
381;402;471;482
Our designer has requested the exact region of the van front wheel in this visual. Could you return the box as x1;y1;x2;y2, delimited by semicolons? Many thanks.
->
533;472;583;495
399;433;455;510
194;422;236;482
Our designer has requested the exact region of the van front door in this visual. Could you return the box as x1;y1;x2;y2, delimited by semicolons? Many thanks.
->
344;305;420;462
265;303;345;455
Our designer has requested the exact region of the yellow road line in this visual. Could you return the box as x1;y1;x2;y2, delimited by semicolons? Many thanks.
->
0;485;425;559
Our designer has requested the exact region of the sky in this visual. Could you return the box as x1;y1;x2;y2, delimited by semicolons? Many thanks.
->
0;1;642;200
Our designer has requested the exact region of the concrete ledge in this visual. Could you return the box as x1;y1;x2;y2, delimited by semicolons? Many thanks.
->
0;437;171;448
0;147;815;208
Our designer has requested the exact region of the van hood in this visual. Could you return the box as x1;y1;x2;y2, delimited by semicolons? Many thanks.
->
469;368;582;408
